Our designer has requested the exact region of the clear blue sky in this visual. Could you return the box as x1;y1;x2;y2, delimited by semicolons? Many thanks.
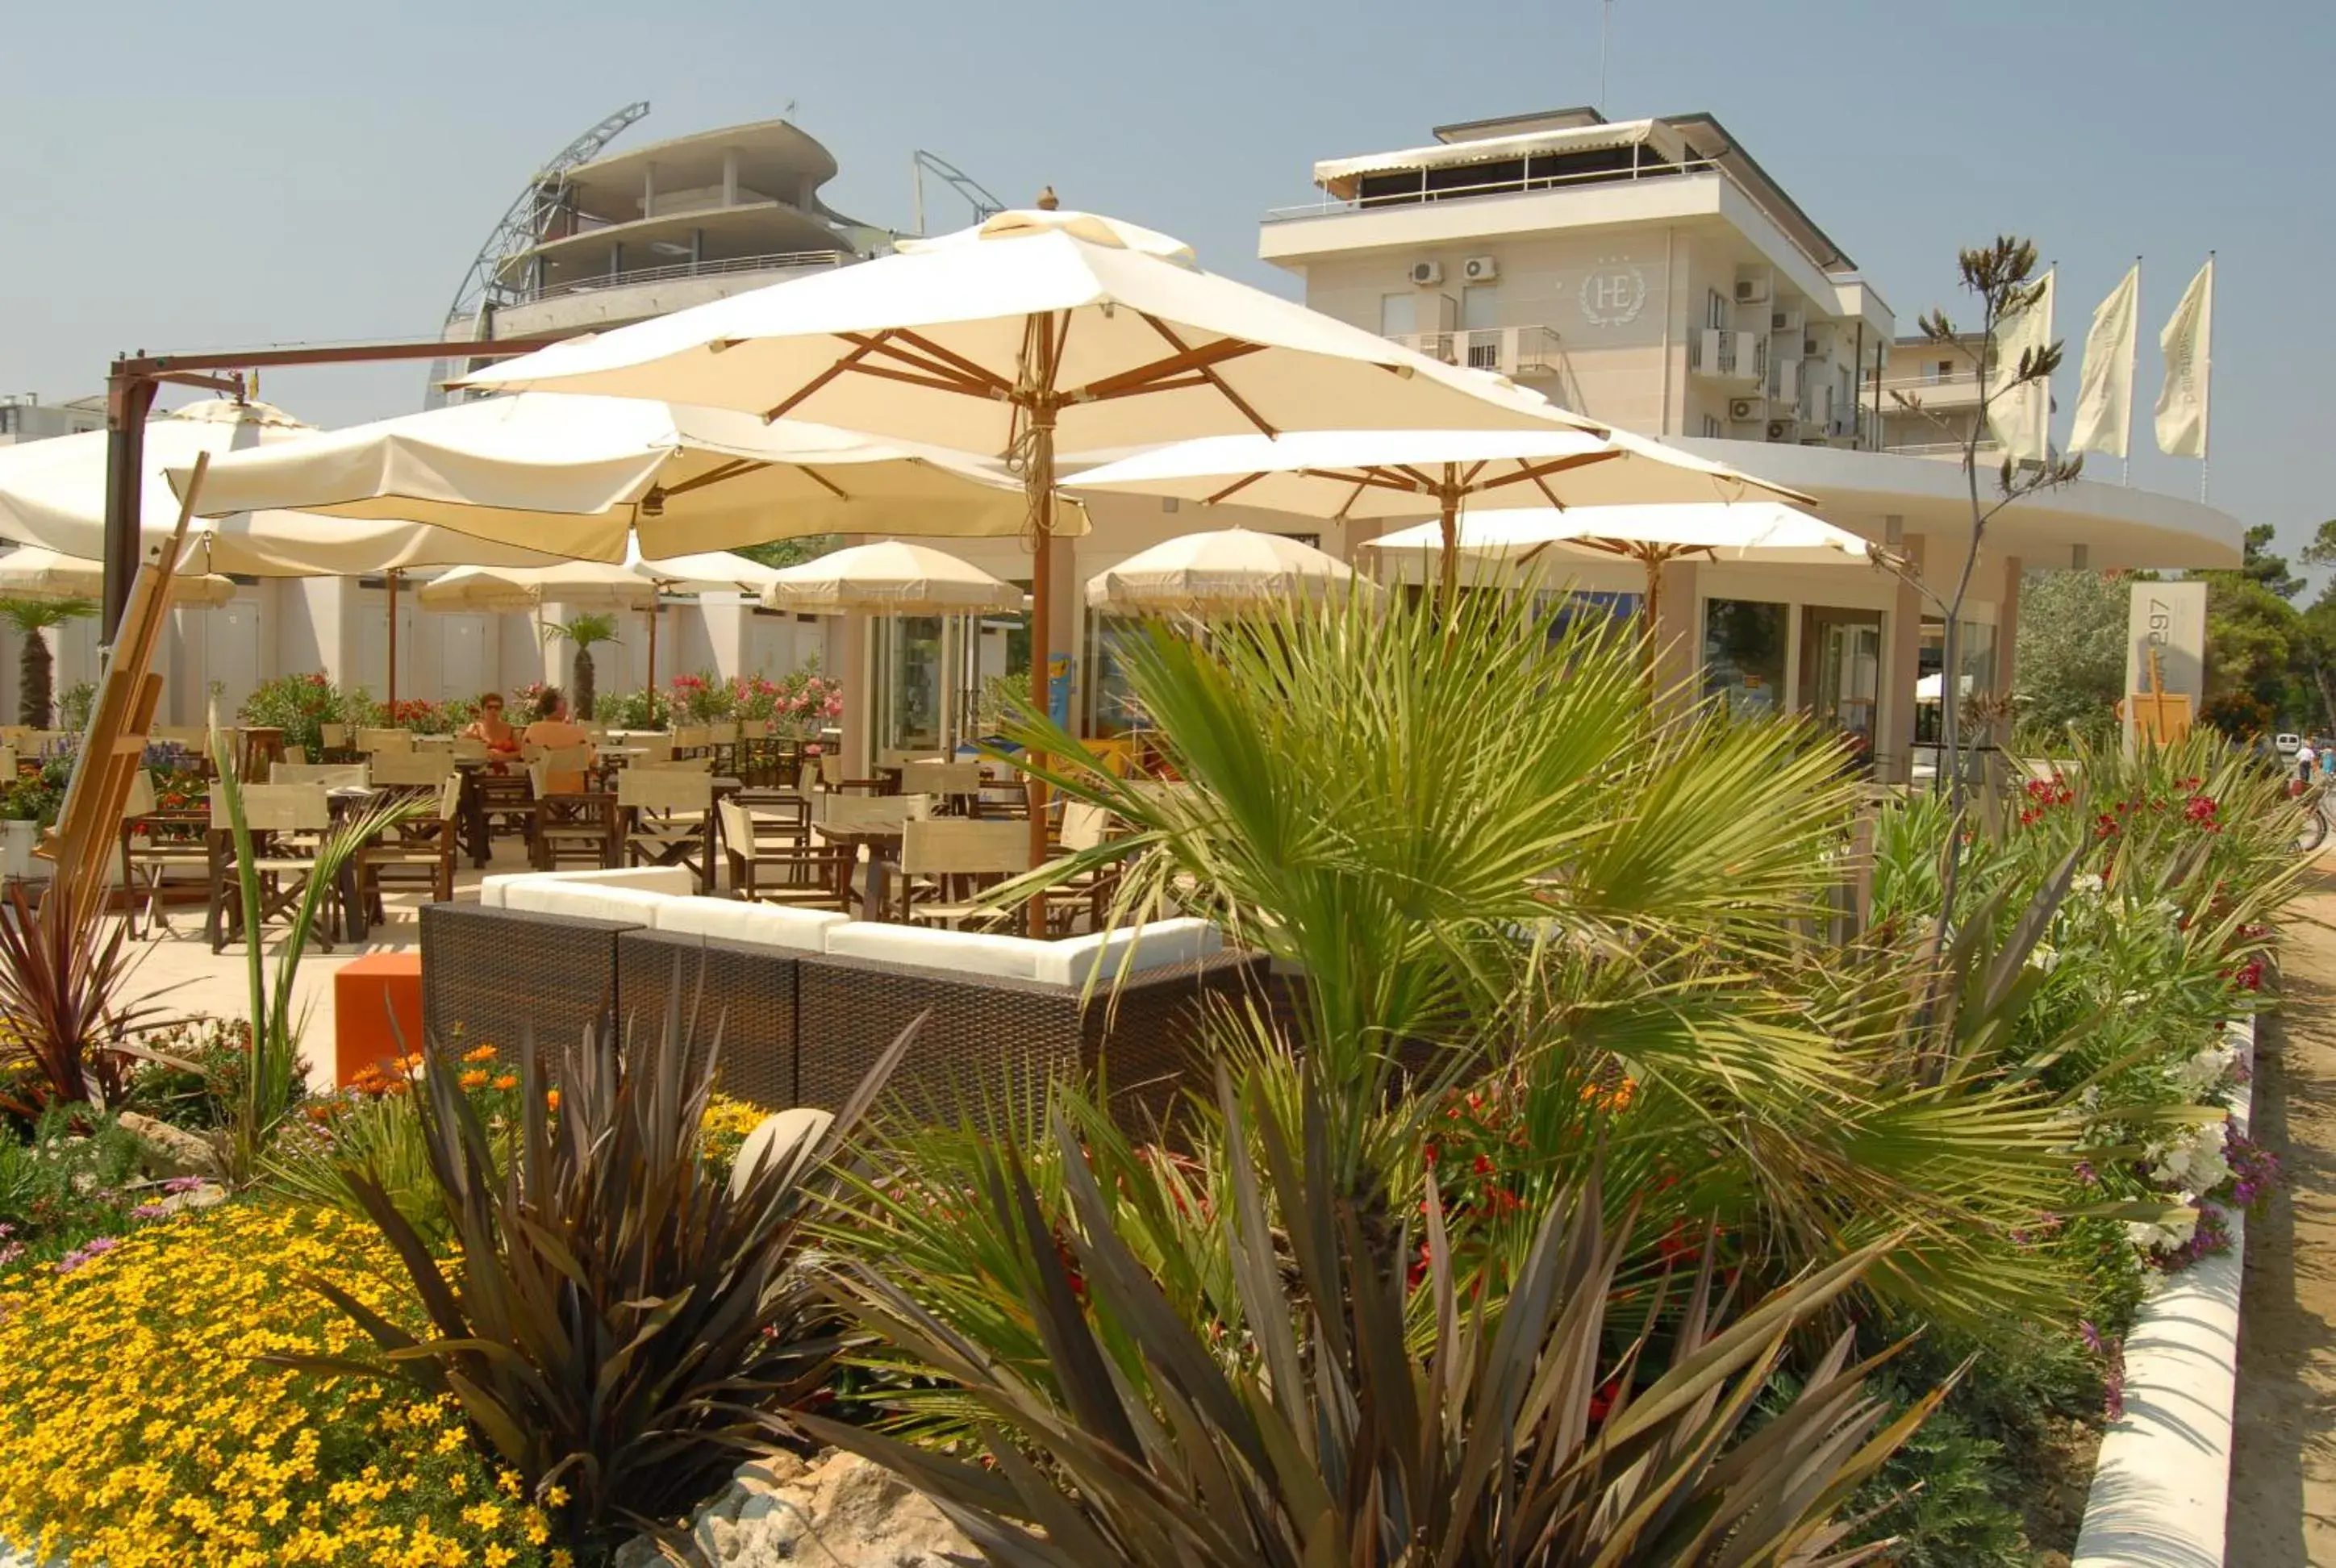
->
6;1;2328;570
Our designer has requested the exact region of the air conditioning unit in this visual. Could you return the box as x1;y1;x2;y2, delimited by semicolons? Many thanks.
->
1461;255;1499;282
1769;307;1802;332
1766;420;1792;442
1728;398;1762;423
1409;260;1444;286
1802;336;1823;357
1734;275;1771;304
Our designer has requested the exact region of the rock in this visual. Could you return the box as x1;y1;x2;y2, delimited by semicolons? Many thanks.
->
618;1449;974;1568
115;1112;224;1180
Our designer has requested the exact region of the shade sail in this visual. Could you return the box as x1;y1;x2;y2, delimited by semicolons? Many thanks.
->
0;547;237;607
1312;119;1688;199
0;400;563;576
1086;528;1374;613
1359;503;1873;566
757;540;1020;615
169;392;1080;564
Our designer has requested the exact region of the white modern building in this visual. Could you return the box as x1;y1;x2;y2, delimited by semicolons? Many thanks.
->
1244;106;2241;777
0;395;105;447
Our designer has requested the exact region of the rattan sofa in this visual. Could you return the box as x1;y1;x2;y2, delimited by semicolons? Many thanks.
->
419;867;1262;1128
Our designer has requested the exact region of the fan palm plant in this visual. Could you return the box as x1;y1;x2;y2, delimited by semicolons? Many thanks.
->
0;595;95;727
540;612;620;719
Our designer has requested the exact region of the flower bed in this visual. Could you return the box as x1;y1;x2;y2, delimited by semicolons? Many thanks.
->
0;1201;557;1567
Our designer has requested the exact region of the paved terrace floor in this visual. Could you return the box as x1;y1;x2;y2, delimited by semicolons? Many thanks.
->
111;833;542;1092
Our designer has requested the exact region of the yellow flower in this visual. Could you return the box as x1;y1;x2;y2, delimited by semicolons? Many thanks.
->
462;1045;500;1064
457;1070;490;1091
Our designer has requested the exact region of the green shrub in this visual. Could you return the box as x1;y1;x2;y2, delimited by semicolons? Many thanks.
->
236;672;378;757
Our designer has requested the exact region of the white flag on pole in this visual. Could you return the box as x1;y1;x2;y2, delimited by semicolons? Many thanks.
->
2068;264;2139;459
1986;268;2054;463
2155;257;2213;458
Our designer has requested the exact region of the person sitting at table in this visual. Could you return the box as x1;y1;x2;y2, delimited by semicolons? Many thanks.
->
522;686;594;793
461;691;524;765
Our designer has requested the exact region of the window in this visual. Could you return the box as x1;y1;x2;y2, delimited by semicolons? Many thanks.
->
1701;598;1789;717
1701;414;1723;438
1706;289;1729;330
1379;293;1417;338
1461;285;1500;332
1932;358;1954;382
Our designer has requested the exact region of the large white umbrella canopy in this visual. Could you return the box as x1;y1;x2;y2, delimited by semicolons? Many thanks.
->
168;392;1075;563
757;540;1021;616
461;203;1584;930
1066;426;1813;603
1362;502;1874;639
0;400;562;577
1086;528;1374;615
0;546;237;608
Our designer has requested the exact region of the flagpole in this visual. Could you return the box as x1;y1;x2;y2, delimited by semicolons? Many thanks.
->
2200;251;2215;504
2123;255;2140;486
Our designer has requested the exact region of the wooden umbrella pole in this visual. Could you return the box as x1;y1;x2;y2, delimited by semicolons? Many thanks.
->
1438;472;1462;614
386;568;400;712
1024;398;1058;940
646;594;658;694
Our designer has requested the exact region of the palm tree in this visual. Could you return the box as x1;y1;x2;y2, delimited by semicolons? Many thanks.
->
540;613;619;720
0;596;95;728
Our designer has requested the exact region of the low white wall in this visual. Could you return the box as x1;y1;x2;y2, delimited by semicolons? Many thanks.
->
2072;1014;2256;1568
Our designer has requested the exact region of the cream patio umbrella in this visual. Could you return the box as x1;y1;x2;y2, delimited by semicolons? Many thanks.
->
168;391;1070;564
0;400;563;577
1085;527;1374;615
1065;426;1815;606
457;203;1583;929
0;546;237;608
1360;501;1875;649
757;540;1021;616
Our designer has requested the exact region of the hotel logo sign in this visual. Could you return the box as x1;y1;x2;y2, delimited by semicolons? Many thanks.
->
1578;258;1648;328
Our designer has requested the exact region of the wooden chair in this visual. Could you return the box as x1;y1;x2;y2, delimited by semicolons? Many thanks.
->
451;736;491;763
358;774;463;913
900;818;1033;928
672;724;714;761
356;728;413;755
619;767;715;891
469;763;536;854
529;751;611;870
717;797;851;908
366;752;457;791
117;771;211;940
272;763;369;789
238;727;287;784
1049;799;1124;934
899;760;983;813
207;783;336;952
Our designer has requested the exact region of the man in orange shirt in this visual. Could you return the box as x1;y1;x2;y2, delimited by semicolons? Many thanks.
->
521;687;594;793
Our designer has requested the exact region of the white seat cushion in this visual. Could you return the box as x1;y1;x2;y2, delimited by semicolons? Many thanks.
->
480;866;694;909
821;922;1049;982
1032;917;1224;988
653;898;848;953
502;882;670;925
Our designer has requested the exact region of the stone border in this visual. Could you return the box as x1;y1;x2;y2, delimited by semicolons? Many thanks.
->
2071;1014;2255;1568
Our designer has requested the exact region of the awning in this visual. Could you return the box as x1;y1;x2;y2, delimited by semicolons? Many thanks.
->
1312;119;1687;199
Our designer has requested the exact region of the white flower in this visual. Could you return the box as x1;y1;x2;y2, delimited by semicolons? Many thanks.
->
2128;1200;2201;1253
2029;941;2061;974
2148;1121;2231;1193
2072;873;2105;896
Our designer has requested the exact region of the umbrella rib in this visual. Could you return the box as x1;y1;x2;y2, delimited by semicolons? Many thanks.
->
794;465;852;502
1333;477;1369;522
658;458;770;499
1475;451;1621;494
1133;315;1277;435
1203;473;1268;507
883;328;1017;395
1386;463;1443;491
765;337;886;420
1303;466;1420;495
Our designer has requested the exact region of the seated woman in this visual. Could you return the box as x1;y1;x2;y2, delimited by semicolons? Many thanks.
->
461;692;524;765
520;686;595;793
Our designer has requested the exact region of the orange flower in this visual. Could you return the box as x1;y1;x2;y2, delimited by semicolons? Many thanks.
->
463;1045;499;1065
544;1089;561;1112
458;1070;490;1091
491;1074;518;1092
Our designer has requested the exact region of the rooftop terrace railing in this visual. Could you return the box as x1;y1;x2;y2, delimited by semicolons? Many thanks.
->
1260;156;1729;223
520;250;852;303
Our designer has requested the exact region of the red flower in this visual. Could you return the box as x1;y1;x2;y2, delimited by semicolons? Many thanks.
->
2184;794;2221;827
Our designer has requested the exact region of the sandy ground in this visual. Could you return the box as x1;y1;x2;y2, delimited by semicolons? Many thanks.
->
2229;859;2336;1565
108;835;536;1091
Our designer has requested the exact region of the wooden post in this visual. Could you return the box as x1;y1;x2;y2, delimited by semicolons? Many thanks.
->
1024;399;1057;940
386;568;401;711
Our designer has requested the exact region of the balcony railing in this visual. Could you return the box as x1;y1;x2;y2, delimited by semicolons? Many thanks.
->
521;250;851;303
1387;325;1562;378
1264;157;1725;223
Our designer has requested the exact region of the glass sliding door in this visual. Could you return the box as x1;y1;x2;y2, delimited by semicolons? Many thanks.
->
1800;606;1883;770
